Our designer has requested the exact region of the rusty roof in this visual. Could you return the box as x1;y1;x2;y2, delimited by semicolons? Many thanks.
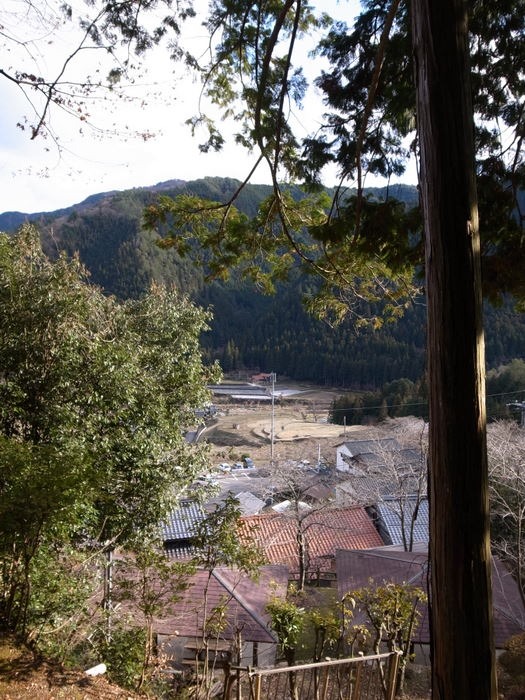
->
152;565;288;644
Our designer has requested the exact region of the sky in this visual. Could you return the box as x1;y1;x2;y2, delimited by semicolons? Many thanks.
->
0;1;413;215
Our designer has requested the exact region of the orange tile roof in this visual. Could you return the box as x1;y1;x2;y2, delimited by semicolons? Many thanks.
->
239;506;383;576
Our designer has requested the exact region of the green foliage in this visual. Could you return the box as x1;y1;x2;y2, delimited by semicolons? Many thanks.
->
311;0;525;302
0;224;220;641
267;595;306;665
137;0;525;332
306;608;340;661
3;181;525;393
330;376;428;426
15;544;100;661
191;493;265;575
112;538;195;691
114;539;194;622
349;582;426;693
99;626;148;691
350;583;426;659
200;2;327;172
307;595;371;662
146;186;421;328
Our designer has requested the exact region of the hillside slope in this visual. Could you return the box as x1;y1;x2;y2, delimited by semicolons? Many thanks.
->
1;177;524;389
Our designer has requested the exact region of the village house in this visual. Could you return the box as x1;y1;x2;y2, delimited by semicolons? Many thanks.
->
336;544;525;660
161;498;205;559
238;506;383;583
367;495;429;549
156;565;289;670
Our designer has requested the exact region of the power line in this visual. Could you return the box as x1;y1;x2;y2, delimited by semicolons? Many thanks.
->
328;387;525;415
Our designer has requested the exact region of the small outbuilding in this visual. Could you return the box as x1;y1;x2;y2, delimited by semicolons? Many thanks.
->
157;564;289;669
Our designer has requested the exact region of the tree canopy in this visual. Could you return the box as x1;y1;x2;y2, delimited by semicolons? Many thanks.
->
0;0;195;143
3;2;523;312
0;224;219;635
139;0;524;318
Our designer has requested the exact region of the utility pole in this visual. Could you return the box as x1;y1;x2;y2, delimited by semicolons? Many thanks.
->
103;546;114;641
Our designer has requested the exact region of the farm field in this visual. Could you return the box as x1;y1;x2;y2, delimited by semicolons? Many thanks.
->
200;383;370;469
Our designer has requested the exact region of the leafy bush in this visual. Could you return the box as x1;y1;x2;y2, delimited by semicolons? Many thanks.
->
98;627;147;691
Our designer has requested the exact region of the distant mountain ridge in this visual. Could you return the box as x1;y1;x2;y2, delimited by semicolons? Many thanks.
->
0;178;187;228
1;177;523;390
0;178;418;226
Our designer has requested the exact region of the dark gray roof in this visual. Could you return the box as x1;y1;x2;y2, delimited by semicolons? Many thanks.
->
397;447;424;464
161;499;205;542
342;438;401;456
337;475;401;504
165;543;197;560
351;452;385;468
343;444;423;472
375;497;429;546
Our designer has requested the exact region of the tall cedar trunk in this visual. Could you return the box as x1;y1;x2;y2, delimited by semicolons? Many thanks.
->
412;1;496;698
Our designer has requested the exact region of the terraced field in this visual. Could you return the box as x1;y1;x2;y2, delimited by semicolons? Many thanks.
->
201;387;369;468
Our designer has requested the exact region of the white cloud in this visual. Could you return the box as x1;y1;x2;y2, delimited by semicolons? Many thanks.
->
0;0;411;215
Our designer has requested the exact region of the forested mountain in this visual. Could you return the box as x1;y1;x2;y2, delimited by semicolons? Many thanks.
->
1;177;524;389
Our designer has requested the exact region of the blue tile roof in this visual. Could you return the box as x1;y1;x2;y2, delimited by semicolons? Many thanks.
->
375;497;429;546
161;499;205;542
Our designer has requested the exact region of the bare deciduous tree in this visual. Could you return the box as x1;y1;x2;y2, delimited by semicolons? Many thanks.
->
266;461;328;591
488;420;525;608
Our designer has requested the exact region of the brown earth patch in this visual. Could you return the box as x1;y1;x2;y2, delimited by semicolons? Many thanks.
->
202;394;371;467
0;637;140;700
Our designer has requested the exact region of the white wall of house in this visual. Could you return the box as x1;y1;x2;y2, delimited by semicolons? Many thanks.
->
336;444;353;472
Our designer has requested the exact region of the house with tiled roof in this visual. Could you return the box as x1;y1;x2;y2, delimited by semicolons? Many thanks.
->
336;545;525;656
367;496;429;549
335;438;427;543
238;506;383;583
161;499;205;559
336;474;399;505
156;565;289;669
336;438;401;473
336;438;424;478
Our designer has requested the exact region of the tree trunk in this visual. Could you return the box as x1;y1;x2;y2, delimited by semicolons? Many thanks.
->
297;526;307;591
412;1;496;698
